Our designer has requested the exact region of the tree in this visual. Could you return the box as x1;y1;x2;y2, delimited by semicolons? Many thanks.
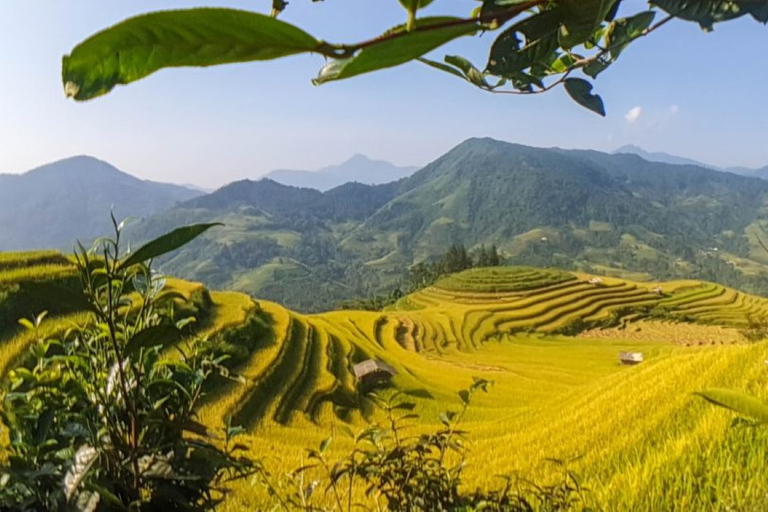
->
489;244;502;266
443;244;471;274
62;2;767;115
477;245;491;267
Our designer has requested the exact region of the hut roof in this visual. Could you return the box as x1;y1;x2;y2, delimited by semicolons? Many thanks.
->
353;359;397;379
619;351;644;362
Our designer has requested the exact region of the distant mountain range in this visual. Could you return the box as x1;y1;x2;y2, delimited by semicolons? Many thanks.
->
129;138;768;311
0;156;202;251
614;144;768;178
262;154;418;191
6;143;768;311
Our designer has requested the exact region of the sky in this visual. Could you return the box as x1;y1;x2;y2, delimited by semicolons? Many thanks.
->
1;1;767;189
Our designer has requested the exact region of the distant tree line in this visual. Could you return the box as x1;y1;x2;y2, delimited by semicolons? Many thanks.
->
340;244;502;311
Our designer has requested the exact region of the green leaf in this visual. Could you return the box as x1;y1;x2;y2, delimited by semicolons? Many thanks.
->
124;325;183;358
558;0;619;48
83;482;126;511
605;11;657;59
583;56;611;78
314;17;477;84
650;0;748;31
398;0;435;11
745;2;768;23
445;55;488;86
481;0;541;19
418;57;467;79
63;8;321;101
695;388;768;423
563;78;605;116
34;409;56;445
119;223;222;269
319;437;332;455
487;10;562;79
18;318;35;331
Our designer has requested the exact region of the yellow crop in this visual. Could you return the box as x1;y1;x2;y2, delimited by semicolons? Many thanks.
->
4;263;768;509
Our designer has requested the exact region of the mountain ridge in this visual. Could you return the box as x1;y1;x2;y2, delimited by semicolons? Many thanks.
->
131;137;768;311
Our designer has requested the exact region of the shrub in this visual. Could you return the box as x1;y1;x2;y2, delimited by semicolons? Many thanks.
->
0;218;253;510
256;379;590;510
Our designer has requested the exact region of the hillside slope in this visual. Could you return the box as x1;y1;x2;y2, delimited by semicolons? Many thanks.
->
130;138;768;311
0;156;201;251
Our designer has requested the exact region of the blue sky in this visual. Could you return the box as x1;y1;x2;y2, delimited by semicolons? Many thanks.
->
1;1;767;188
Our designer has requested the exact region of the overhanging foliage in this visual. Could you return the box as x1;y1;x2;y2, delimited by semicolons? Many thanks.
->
63;1;767;115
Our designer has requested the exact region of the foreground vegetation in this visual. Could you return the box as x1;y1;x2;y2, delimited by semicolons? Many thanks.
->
3;252;768;509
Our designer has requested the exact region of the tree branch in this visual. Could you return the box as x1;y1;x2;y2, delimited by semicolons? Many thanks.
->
317;0;548;59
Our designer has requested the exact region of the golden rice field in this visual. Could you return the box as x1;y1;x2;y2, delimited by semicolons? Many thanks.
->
4;257;768;509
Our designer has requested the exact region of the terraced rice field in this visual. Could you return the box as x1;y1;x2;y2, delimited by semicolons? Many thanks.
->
4;258;768;509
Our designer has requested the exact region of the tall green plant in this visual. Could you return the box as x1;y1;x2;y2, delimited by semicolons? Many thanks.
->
0;217;253;510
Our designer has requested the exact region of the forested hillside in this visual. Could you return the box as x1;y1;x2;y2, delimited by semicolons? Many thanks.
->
129;138;768;311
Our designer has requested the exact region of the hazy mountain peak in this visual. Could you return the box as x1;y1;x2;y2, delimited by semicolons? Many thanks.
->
0;156;202;251
26;155;121;177
343;153;374;164
263;154;418;191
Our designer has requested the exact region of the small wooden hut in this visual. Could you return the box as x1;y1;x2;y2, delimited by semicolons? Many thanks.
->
588;277;603;285
651;286;664;295
619;351;644;365
353;359;397;387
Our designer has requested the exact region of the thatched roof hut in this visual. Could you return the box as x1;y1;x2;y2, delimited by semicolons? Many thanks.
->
619;351;644;365
353;359;397;385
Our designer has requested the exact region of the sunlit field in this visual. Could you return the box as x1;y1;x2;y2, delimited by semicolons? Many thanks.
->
4;256;768;509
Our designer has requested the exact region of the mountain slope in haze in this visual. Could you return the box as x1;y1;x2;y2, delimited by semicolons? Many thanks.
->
132;138;768;311
612;144;719;170
728;164;768;179
614;144;768;179
262;154;418;191
0;156;202;251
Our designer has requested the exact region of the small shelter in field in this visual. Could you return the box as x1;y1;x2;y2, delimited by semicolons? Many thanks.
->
619;351;644;365
353;359;397;387
651;286;664;295
588;277;603;285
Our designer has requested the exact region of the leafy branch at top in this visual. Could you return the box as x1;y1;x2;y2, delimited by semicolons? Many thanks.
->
62;1;767;115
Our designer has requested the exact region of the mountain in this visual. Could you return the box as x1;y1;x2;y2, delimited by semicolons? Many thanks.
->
613;145;768;179
0;156;202;251
262;154;418;191
727;164;768;179
130;138;768;311
612;144;719;170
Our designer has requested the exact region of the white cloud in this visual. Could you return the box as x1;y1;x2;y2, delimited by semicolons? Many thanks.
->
669;105;680;115
624;106;643;123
